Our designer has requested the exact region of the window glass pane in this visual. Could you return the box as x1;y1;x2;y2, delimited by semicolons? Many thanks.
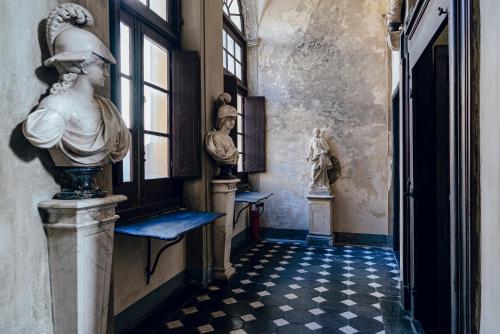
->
143;36;169;90
231;15;242;30
144;135;169;179
237;134;243;151
229;0;240;14
150;0;167;20
237;114;243;133
238;153;243;172
236;62;242;79
228;35;235;55
122;147;132;182
144;85;169;133
223;3;229;15
120;22;131;76
139;0;147;5
237;94;242;113
223;30;227;49
235;44;242;62
223;50;226;70
121;77;132;128
228;56;235;74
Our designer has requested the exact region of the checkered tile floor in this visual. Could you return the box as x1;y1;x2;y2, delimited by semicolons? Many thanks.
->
154;241;400;334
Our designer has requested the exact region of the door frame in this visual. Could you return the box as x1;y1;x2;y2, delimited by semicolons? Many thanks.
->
449;0;481;333
399;0;480;332
391;86;401;255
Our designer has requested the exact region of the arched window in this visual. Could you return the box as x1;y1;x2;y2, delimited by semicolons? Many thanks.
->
223;0;247;173
223;0;243;32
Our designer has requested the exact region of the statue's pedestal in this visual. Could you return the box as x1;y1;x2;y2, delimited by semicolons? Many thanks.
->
211;179;239;280
38;195;126;334
306;194;335;246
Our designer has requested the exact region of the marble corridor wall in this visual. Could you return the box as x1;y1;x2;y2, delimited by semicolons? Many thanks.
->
248;0;391;235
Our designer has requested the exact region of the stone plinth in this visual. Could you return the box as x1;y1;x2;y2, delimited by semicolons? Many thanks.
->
38;195;126;334
211;179;240;280
306;194;335;246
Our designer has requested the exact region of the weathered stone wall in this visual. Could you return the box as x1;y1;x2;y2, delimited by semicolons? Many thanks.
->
0;3;57;332
252;0;390;234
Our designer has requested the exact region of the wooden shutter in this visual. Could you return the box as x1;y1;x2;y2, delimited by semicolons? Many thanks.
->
172;50;201;178
243;96;266;172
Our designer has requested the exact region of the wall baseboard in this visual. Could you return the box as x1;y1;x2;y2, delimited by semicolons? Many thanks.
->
261;228;309;241
260;228;389;247
334;232;389;247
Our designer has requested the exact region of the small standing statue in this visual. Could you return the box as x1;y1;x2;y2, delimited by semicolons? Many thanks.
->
205;93;239;179
306;128;341;194
22;3;131;199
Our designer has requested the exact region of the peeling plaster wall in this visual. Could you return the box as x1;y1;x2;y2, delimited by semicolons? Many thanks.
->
0;3;57;332
254;0;390;234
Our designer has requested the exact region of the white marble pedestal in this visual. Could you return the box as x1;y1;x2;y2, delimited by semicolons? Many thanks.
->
211;178;240;280
306;194;335;246
38;195;126;334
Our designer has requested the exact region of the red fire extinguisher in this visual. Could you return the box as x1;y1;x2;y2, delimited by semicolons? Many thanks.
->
251;202;264;239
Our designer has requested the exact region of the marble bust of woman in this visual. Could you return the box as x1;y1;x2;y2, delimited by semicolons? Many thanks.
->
23;3;130;167
205;93;239;178
22;3;131;198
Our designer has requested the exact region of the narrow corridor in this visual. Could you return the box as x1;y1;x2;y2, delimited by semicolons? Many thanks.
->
147;241;412;334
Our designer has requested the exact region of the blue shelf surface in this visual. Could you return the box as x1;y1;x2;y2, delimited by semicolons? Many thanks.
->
115;211;225;241
235;191;273;203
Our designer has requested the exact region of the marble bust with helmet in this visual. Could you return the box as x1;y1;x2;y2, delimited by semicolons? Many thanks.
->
23;3;131;198
205;93;240;178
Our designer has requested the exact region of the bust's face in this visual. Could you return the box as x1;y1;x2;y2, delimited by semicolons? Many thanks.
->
223;117;236;130
83;59;108;87
313;129;321;138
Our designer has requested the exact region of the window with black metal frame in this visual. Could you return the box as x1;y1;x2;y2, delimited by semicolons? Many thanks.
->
110;0;192;221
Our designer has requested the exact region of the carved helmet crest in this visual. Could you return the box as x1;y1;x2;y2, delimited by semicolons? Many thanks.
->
216;93;238;119
44;3;115;67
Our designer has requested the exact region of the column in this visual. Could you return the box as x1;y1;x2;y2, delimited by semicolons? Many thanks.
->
211;179;239;280
38;195;126;334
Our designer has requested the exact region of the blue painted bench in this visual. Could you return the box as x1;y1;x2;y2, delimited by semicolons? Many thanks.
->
115;210;225;284
233;191;273;226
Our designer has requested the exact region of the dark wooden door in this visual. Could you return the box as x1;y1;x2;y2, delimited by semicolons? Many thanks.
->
411;45;438;333
434;44;451;334
406;39;451;334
